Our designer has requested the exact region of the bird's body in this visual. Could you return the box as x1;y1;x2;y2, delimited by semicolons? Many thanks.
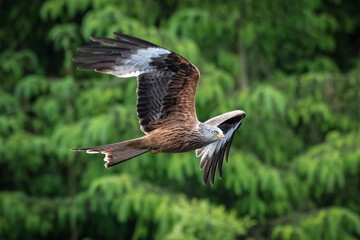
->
72;33;246;185
146;123;219;153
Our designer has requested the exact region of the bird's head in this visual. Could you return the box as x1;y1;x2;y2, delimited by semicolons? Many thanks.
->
200;124;224;143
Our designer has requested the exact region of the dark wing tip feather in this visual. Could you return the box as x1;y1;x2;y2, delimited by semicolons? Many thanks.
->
88;32;158;48
71;148;89;152
89;36;131;46
202;157;211;185
72;54;121;63
209;155;219;186
225;135;235;163
200;157;207;170
75;61;115;71
216;147;227;179
76;45;128;54
113;32;158;47
90;35;144;47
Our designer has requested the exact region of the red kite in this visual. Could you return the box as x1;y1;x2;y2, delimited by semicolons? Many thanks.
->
72;33;245;185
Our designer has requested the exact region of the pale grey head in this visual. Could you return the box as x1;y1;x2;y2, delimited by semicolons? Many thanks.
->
198;123;224;144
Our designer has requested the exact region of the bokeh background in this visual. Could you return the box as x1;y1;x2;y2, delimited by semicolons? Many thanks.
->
1;0;360;239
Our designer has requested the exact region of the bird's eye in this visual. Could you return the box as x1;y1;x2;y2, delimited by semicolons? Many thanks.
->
212;130;218;135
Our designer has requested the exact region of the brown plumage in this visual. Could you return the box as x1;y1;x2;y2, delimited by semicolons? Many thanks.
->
72;32;246;185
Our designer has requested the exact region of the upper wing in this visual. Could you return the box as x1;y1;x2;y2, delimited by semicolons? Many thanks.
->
195;110;246;185
73;32;200;133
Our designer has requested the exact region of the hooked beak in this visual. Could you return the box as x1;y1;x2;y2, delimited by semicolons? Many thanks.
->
215;134;223;140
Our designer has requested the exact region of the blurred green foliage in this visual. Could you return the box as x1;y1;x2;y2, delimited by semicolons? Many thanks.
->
1;0;360;239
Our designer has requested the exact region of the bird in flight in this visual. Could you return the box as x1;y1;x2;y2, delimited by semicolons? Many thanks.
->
72;32;245;185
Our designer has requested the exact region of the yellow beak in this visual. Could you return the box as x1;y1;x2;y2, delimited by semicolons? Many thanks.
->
215;134;223;140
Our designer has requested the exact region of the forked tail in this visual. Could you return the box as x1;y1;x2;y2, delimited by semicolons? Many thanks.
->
72;137;149;168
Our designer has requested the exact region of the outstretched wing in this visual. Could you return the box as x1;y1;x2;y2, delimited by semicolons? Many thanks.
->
195;110;246;185
73;32;200;133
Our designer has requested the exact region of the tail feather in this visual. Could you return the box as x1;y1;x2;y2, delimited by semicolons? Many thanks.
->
72;138;149;168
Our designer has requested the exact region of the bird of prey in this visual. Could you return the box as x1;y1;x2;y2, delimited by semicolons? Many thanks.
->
72;32;246;185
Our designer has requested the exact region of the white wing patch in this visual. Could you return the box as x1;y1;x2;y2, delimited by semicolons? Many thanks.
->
197;122;241;169
86;149;109;163
113;47;170;78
